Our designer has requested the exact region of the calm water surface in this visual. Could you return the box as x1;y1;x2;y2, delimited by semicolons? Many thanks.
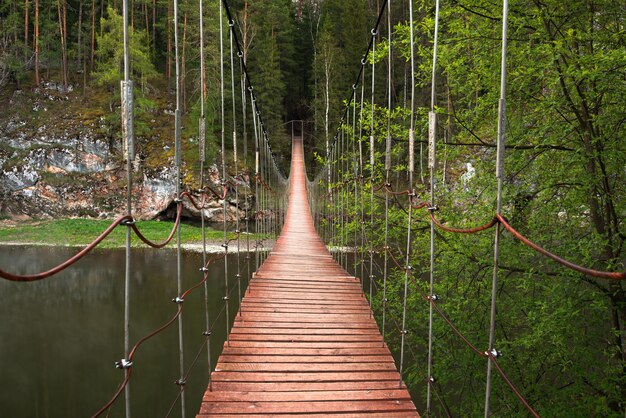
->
0;245;251;418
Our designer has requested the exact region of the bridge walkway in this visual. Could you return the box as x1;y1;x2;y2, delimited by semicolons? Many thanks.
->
197;137;419;416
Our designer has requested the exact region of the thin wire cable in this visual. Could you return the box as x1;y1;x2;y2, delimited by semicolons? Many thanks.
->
172;0;186;413
382;0;392;347
399;0;416;388
229;19;243;317
427;0;441;413
219;0;231;348
485;1;508;416
121;0;132;413
198;0;213;393
369;29;377;316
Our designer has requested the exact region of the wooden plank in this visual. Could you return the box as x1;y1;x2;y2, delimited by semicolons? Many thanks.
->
196;138;418;417
218;355;393;363
198;413;419;418
209;381;410;393
221;347;392;356
199;399;417;414
203;389;412;402
210;371;401;382
214;362;398;372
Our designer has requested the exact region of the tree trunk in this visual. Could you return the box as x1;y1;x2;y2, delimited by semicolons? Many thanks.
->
24;0;29;63
90;0;95;71
144;1;149;50
181;13;187;112
167;0;171;83
57;0;68;91
77;0;83;68
34;0;39;84
152;0;156;52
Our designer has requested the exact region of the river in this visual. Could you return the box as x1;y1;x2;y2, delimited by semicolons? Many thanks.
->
0;245;252;417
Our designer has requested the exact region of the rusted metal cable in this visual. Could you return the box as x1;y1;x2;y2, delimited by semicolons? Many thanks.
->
496;214;625;280
0;215;132;281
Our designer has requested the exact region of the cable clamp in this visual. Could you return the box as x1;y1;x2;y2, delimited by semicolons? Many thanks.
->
173;197;182;204
172;296;184;304
485;348;502;358
175;378;187;386
369;275;374;279
235;229;241;234
352;84;357;90
236;273;241;278
203;331;212;337
406;265;413;271
221;243;229;249
401;329;408;335
115;359;133;369
228;19;235;27
383;298;388;303
199;267;209;272
237;51;244;58
428;205;439;212
121;218;136;226
361;58;367;66
428;294;439;301
223;296;230;301
428;376;435;383
371;28;378;36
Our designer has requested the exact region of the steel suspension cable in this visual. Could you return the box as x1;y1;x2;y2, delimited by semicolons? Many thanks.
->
352;90;359;277
359;80;366;285
229;18;243;316
120;0;133;414
485;2;508;416
251;96;260;271
399;0;416;387
219;0;231;348
426;0;441;413
172;0;186;412
369;28;377;315
197;0;213;392
241;58;251;316
382;0;392;347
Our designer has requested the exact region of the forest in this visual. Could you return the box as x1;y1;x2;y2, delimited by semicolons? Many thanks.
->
1;0;625;416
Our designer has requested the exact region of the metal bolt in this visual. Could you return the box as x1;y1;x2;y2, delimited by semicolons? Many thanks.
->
115;359;133;369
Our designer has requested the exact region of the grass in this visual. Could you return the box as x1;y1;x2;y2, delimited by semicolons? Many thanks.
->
0;218;252;249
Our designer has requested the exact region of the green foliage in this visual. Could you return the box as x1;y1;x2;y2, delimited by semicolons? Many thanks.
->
312;0;626;416
93;7;157;90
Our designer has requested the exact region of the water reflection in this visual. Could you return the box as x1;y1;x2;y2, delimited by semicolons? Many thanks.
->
0;246;250;418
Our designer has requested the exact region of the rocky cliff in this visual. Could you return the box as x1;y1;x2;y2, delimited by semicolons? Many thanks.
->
0;83;246;222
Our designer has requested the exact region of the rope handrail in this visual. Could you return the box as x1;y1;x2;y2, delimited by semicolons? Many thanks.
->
0;192;203;282
0;215;132;282
496;214;625;280
130;203;182;249
375;191;625;279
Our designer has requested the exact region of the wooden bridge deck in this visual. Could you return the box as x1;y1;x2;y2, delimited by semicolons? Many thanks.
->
197;138;419;416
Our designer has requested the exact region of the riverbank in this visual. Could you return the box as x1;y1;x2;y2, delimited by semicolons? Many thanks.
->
0;218;272;252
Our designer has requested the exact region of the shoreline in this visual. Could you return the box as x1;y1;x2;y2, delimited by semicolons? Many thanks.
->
0;240;275;254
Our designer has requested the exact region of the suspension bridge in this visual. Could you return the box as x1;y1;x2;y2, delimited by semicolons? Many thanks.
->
197;137;418;416
2;0;624;416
